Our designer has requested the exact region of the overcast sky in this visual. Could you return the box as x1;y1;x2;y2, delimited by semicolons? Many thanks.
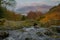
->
15;0;60;8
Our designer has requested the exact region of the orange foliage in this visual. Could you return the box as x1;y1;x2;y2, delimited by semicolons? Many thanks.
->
4;10;22;21
27;11;42;20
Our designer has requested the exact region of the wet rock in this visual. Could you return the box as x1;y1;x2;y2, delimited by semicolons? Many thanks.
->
33;23;39;28
25;38;32;40
36;32;44;37
0;31;9;39
19;29;26;32
44;31;53;36
56;27;60;33
50;26;60;33
4;37;15;40
33;23;37;26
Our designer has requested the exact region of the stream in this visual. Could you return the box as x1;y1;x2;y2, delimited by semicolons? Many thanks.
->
0;27;60;40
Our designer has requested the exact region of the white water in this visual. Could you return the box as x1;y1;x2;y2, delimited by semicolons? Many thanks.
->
2;27;60;40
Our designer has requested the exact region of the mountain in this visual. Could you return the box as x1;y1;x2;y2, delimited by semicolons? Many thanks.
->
16;5;52;15
40;4;60;26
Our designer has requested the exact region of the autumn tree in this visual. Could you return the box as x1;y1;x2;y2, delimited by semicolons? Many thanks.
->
21;15;26;21
27;11;42;20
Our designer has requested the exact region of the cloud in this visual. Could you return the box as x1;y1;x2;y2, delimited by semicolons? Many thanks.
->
51;0;60;2
16;2;48;9
15;0;60;9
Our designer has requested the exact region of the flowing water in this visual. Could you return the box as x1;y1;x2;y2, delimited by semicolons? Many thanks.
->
0;27;60;40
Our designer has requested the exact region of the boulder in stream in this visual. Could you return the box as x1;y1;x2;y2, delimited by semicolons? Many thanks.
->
0;31;9;39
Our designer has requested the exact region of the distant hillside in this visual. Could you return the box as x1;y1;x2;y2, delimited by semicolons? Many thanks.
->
16;5;52;15
40;4;60;26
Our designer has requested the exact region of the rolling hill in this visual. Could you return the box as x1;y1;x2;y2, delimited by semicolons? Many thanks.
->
40;4;60;26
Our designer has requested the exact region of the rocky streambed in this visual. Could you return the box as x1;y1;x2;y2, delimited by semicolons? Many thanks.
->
0;27;60;40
